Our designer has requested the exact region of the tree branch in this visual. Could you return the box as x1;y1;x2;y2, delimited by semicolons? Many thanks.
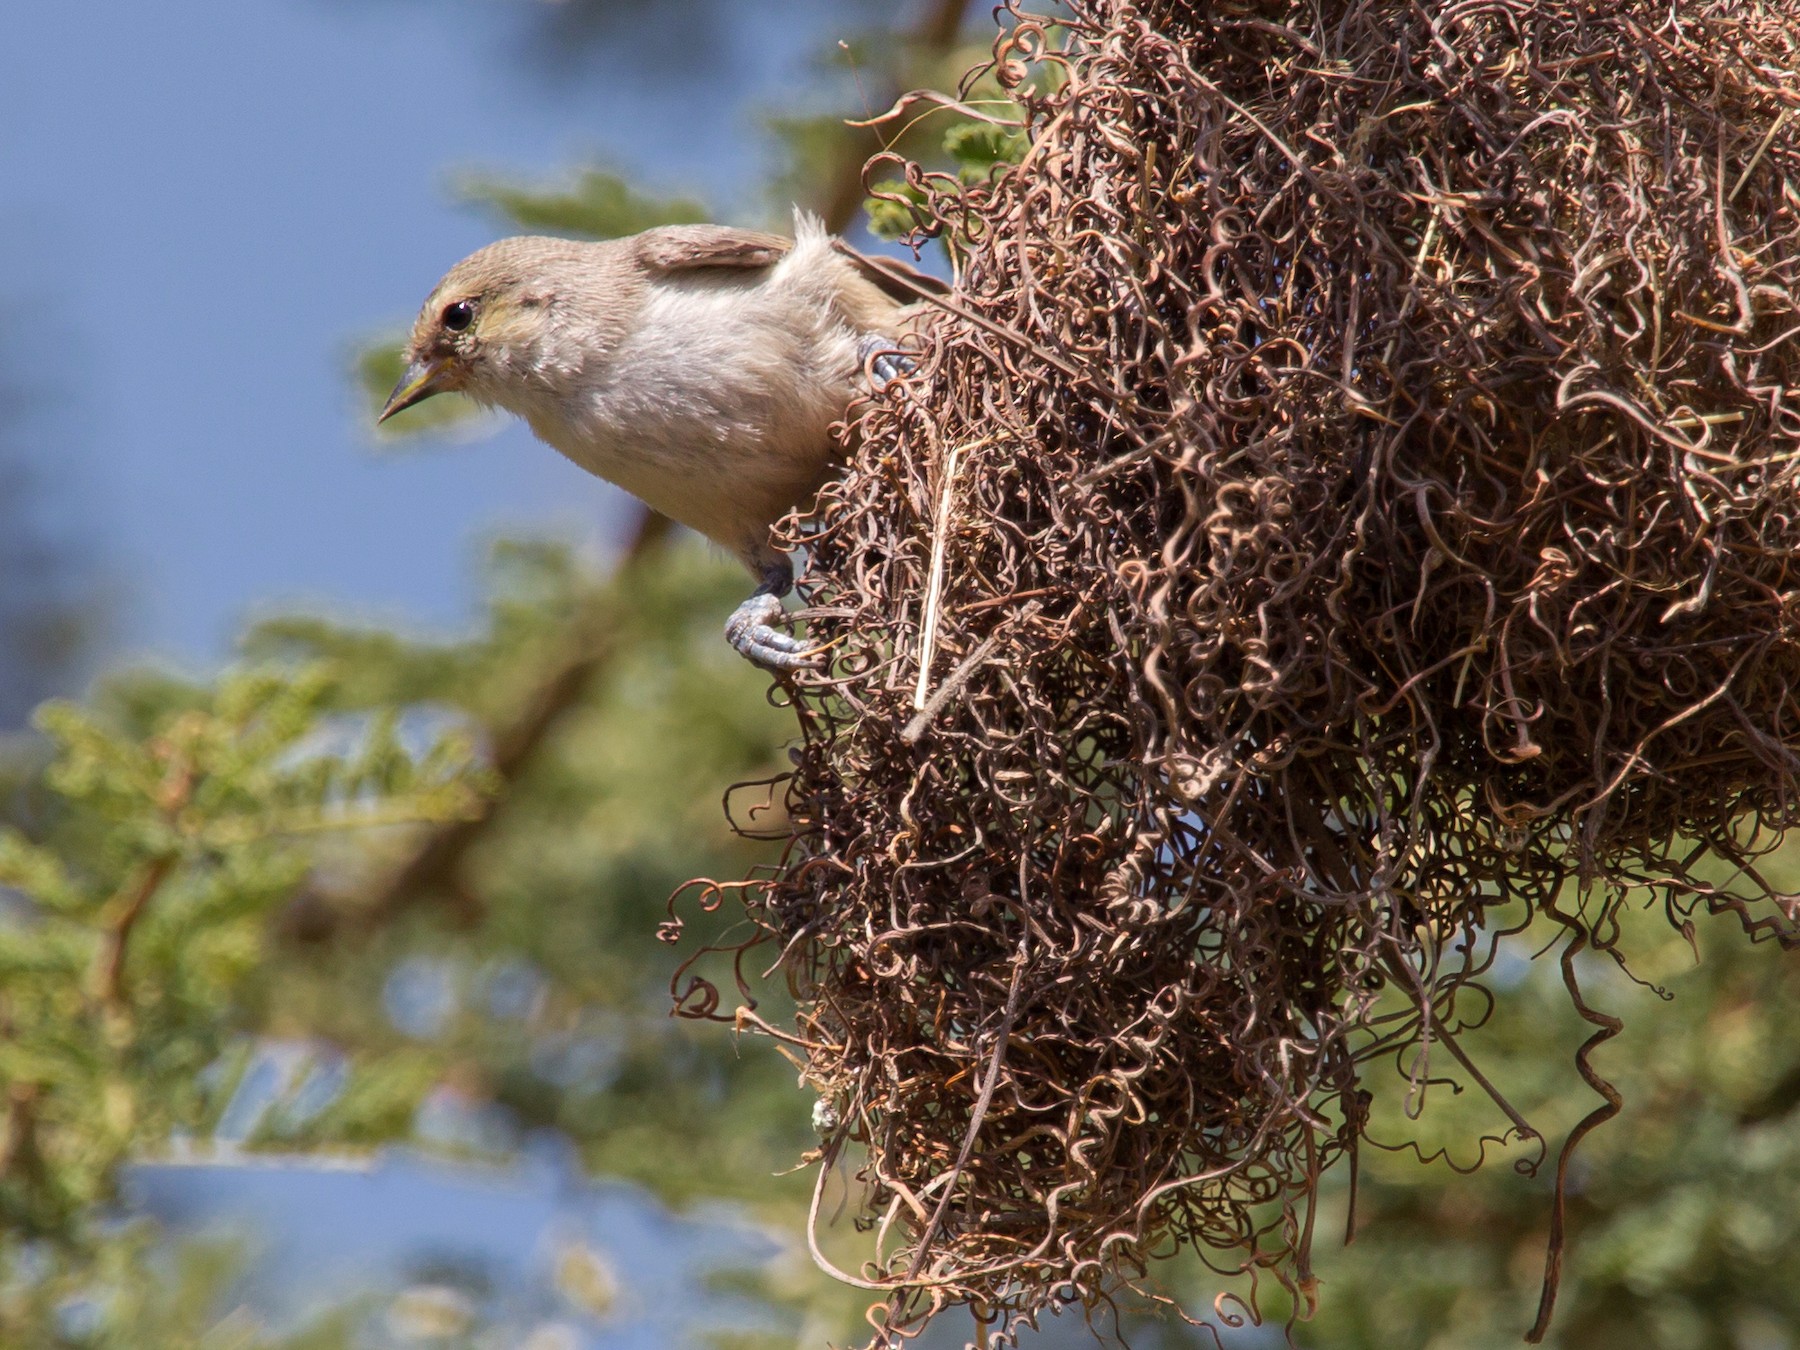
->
90;854;179;1015
279;510;672;944
0;1081;43;1187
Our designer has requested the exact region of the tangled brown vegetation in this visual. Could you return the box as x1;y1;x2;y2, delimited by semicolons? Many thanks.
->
671;0;1800;1342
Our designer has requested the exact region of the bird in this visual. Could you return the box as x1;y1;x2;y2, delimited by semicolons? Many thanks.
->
378;214;935;669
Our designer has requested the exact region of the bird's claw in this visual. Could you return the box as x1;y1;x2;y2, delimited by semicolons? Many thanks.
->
726;592;819;672
857;333;916;390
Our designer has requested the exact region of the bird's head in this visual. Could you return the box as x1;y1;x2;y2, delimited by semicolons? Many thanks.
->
378;237;621;424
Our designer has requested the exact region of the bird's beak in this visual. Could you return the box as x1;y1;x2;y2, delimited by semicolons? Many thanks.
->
378;355;455;423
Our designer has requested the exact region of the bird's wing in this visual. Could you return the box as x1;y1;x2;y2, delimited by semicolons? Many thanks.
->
636;225;951;307
634;225;794;273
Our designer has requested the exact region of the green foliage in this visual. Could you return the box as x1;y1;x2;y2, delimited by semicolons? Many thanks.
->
0;664;482;1241
1288;914;1800;1350
2;1228;357;1349
457;167;710;241
247;542;814;1203
0;538;843;1344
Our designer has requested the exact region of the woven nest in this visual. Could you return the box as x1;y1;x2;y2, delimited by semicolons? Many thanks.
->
671;0;1800;1342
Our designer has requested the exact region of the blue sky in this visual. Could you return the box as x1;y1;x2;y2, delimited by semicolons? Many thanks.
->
126;1147;786;1348
1;0;867;673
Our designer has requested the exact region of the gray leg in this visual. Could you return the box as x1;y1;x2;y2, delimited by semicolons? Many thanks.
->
725;559;818;672
856;333;916;389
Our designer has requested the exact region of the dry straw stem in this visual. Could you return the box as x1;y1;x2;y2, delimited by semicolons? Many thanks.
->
675;0;1800;1343
912;435;978;714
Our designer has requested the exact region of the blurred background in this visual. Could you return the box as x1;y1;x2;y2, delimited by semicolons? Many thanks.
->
4;3;1800;1349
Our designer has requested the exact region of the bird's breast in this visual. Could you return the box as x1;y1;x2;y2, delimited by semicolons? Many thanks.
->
521;279;863;563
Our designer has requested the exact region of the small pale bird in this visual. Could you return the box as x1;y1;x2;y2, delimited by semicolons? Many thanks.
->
379;214;933;669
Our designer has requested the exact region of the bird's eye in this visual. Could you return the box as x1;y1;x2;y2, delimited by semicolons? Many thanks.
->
441;300;474;332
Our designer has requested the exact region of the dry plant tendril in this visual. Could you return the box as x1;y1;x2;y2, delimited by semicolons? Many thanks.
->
670;1;1800;1343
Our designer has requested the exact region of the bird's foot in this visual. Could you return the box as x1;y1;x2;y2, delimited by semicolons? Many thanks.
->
857;333;917;389
726;591;818;672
